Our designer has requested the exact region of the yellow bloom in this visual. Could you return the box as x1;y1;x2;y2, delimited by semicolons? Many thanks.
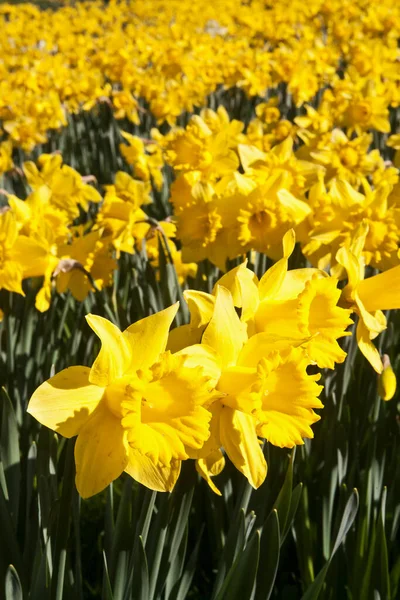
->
23;155;101;220
103;171;152;208
112;90;140;124
248;230;353;369
309;130;383;187
163;114;239;181
302;179;400;273
55;230;116;302
28;305;217;497
0;209;47;295
337;221;400;373
120;132;164;191
170;281;324;489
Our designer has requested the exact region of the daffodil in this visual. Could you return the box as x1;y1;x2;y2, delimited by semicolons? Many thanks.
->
28;304;218;497
337;221;400;373
211;230;353;370
0;209;47;295
170;281;324;492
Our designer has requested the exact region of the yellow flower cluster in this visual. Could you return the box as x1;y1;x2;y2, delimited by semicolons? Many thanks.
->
26;231;342;496
28;228;400;497
0;0;399;155
0;153;195;310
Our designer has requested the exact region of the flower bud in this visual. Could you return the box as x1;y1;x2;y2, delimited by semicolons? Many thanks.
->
378;355;396;401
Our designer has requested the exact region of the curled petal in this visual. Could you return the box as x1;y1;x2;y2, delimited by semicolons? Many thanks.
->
27;366;104;438
86;315;132;386
356;319;383;374
196;449;225;496
220;406;267;489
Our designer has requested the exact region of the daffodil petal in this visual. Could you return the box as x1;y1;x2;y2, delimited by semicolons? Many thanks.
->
196;449;225;496
166;323;204;353
175;343;222;387
356;319;383;374
125;449;181;492
218;366;262;413
183;290;215;328
357;265;400;312
256;348;323;447
27;366;104;438
219;406;267;489
202;286;246;367
213;261;259;322
86;315;132;386
123;303;179;370
75;404;128;498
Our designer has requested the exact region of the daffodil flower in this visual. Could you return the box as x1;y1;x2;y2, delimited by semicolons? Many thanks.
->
337;221;400;373
169;281;324;493
28;304;218;498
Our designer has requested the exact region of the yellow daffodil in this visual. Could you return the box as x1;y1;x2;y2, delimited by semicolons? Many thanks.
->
337;221;400;373
28;304;218;497
0;209;47;295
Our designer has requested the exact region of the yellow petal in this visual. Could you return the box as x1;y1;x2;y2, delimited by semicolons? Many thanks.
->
213;261;259;322
357;266;400;312
176;343;222;388
238;332;307;366
277;190;311;222
86;315;132;386
218;366;262;413
219;406;267;489
282;229;296;257
356;319;383;374
27;367;104;438
125;449;181;492
75;404;128;498
196;449;225;496
167;324;204;353
238;144;266;171
258;231;296;301
123;303;179;371
202;286;247;367
336;246;362;294
183;290;215;328
256;349;323;447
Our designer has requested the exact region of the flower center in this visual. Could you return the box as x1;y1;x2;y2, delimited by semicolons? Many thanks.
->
339;147;359;168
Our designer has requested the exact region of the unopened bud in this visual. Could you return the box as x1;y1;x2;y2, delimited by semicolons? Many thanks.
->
378;355;397;401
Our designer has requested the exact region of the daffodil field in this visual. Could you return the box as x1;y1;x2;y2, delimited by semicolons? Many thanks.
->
1;0;400;598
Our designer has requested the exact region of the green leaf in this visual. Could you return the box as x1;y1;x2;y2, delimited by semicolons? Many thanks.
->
273;449;295;541
132;537;149;600
212;480;253;597
301;489;359;600
169;525;204;600
281;482;303;545
5;564;23;600
51;439;75;600
102;551;114;600
0;475;23;583
360;488;391;600
215;529;260;600
147;494;170;600
255;509;280;600
0;387;20;524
